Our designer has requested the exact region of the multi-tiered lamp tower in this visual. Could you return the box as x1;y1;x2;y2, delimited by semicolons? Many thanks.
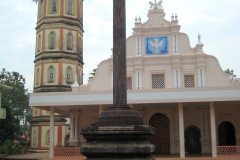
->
33;0;84;92
30;0;84;151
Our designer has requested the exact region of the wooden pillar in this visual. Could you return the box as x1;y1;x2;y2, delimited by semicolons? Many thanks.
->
210;102;217;157
178;102;185;158
113;0;127;108
50;106;55;158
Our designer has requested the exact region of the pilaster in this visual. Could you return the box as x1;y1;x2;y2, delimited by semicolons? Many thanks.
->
200;111;211;153
69;112;80;147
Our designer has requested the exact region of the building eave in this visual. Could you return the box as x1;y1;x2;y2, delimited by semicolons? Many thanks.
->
29;86;240;112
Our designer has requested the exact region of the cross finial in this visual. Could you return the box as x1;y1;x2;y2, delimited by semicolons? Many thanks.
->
149;0;163;9
32;0;38;4
198;33;202;44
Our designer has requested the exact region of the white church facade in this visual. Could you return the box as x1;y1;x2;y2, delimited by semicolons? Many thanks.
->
29;1;240;158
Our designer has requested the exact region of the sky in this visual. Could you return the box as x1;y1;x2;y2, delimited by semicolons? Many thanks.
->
0;0;239;92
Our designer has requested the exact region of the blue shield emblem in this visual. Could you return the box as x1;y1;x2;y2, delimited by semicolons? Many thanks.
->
145;36;169;55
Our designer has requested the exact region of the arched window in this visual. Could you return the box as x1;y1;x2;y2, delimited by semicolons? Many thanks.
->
49;32;55;49
80;1;83;19
67;33;73;50
33;130;37;145
34;108;39;115
67;0;73;15
79;68;82;84
37;34;41;52
79;37;83;55
46;130;50;145
79;1;83;23
39;0;44;18
66;67;72;83
48;66;54;83
36;68;40;85
51;0;57;13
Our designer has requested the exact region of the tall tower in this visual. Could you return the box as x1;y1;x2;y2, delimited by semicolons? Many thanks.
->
34;0;84;92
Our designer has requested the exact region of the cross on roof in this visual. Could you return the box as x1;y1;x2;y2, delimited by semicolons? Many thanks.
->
149;0;163;9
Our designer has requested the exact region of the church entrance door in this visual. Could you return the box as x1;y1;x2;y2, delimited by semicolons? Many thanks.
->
149;113;170;154
185;126;201;154
218;121;236;146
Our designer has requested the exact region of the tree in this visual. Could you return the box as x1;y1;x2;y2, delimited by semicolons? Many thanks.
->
0;68;31;144
89;68;97;79
225;68;236;79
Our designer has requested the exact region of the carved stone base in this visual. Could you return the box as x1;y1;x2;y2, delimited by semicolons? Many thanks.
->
81;105;155;159
81;125;155;159
96;106;144;126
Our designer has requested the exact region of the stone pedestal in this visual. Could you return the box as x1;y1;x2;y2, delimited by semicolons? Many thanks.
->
81;107;155;159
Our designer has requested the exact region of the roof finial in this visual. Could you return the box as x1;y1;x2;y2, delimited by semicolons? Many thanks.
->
138;16;141;23
175;13;178;20
72;73;79;87
198;33;202;44
171;13;174;21
149;0;163;9
32;0;38;4
135;16;138;23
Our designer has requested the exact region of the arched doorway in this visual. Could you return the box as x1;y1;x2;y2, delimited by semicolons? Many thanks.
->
185;126;201;154
218;121;236;146
149;113;170;154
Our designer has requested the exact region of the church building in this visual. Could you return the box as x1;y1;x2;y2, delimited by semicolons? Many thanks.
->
29;0;240;158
